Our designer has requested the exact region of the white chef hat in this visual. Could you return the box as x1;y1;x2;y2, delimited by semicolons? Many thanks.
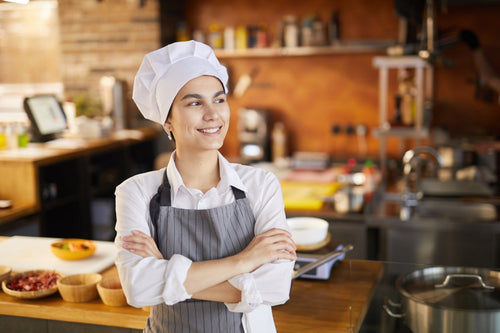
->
132;40;228;125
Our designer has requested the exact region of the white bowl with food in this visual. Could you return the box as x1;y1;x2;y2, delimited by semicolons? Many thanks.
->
286;217;329;246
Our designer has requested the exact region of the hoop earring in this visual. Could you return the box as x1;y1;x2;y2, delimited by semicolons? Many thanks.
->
167;131;172;141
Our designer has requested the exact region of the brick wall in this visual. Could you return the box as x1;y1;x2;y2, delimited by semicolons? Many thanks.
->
57;0;161;124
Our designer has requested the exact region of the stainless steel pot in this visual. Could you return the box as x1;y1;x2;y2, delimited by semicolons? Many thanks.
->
385;266;500;333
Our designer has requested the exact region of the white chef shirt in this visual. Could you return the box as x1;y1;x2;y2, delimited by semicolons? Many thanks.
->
114;151;294;333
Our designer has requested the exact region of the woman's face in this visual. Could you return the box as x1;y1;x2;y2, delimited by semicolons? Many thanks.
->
166;75;229;153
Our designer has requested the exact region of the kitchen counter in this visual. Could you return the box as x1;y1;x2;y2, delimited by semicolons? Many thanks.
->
0;260;383;332
0;127;160;227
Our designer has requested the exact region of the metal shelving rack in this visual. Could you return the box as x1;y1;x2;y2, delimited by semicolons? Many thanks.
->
372;56;433;173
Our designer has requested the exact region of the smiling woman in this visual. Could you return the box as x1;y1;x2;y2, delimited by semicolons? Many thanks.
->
114;40;297;333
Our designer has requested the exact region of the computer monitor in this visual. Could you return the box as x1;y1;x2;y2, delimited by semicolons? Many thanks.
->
23;95;68;142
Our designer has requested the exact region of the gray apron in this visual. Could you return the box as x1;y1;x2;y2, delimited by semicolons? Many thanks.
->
145;171;255;333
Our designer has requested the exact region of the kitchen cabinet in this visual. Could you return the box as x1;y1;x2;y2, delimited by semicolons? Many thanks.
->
0;128;159;240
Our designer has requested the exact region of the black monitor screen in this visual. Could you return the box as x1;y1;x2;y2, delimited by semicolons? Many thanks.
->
23;95;67;142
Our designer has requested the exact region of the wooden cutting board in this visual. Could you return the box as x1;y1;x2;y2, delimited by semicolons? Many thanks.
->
0;236;116;275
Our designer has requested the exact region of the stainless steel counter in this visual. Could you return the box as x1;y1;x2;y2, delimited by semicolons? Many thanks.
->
365;181;500;268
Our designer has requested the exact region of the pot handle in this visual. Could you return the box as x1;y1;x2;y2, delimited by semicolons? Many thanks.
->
383;298;406;319
434;274;495;290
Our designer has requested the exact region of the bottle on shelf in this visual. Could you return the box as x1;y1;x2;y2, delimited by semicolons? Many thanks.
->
272;122;287;165
5;122;18;150
283;15;299;48
16;122;29;148
235;25;248;50
328;10;340;45
224;26;235;50
311;14;326;46
0;123;6;150
208;24;223;49
301;16;313;47
398;69;417;126
362;159;379;202
392;94;403;126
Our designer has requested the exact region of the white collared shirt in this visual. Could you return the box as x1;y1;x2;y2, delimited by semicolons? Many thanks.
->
115;151;294;333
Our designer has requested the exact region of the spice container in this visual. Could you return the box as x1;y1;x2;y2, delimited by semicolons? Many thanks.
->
283;15;299;48
272;122;287;164
224;26;235;50
328;10;340;44
0;123;6;150
208;24;223;49
17;122;29;148
235;26;247;50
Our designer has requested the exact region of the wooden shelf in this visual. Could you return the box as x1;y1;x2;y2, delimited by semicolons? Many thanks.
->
372;126;429;138
215;40;396;58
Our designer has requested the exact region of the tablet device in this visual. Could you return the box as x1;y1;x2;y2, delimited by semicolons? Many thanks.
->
23;95;68;142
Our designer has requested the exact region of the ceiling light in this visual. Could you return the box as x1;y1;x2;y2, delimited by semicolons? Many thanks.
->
3;0;30;4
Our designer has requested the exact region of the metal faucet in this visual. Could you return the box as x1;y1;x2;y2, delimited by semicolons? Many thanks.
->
400;146;443;220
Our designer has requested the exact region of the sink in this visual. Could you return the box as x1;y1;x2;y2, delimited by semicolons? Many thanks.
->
415;199;498;221
381;192;498;222
421;179;494;197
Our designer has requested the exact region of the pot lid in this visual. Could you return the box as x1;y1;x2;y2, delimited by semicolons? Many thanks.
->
397;266;500;311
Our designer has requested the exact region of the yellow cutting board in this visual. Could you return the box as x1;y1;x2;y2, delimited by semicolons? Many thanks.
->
281;181;341;211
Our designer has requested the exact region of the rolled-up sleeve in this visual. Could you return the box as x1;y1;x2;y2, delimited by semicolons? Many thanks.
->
114;176;192;307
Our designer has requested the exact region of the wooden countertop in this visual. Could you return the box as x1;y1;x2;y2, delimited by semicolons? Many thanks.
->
0;127;159;164
0;260;383;332
0;127;160;225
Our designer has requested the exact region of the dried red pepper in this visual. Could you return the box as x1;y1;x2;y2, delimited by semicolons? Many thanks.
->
7;271;59;292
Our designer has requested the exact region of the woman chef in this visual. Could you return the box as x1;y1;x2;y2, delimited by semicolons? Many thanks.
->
114;40;297;333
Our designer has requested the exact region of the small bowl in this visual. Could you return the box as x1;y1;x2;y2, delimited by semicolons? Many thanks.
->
57;273;102;302
97;278;127;306
286;217;329;245
2;270;61;299
0;265;11;282
51;239;97;260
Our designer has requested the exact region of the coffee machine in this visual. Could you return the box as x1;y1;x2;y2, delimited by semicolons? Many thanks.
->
238;108;270;163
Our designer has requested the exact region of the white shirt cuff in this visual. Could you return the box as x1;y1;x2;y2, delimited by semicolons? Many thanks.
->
225;273;262;313
161;254;193;305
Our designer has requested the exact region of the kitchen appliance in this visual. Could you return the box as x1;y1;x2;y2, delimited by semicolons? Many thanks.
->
384;266;500;333
293;244;352;280
238;108;270;163
23;95;68;142
99;76;126;130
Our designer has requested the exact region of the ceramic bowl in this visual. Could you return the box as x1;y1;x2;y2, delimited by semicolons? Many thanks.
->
50;239;97;260
97;278;127;306
286;217;329;245
57;273;102;302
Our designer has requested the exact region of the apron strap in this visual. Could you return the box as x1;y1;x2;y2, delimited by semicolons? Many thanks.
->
149;171;170;243
149;172;247;242
231;186;246;200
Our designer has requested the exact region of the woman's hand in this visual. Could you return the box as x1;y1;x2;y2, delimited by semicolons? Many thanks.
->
235;228;297;273
122;230;164;259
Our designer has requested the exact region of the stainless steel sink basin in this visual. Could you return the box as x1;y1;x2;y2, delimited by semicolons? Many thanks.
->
421;179;494;197
381;192;498;222
415;199;498;221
